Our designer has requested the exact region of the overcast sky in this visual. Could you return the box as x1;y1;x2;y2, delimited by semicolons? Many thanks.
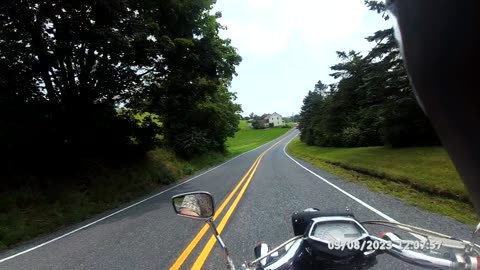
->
213;0;391;117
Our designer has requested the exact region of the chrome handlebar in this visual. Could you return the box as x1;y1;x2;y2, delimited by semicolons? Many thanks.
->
386;245;478;270
380;232;470;270
363;220;480;270
242;231;479;270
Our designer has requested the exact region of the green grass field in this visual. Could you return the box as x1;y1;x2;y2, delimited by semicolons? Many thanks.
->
287;138;477;225
226;120;291;156
288;140;465;201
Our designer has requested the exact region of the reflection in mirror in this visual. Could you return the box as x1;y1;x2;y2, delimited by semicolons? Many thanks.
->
172;192;214;219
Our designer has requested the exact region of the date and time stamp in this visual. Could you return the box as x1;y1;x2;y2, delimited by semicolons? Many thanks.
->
328;240;443;251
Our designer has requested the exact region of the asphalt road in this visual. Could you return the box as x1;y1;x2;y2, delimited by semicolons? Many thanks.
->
0;130;474;269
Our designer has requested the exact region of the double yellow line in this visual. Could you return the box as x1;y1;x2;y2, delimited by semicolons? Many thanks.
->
169;138;286;269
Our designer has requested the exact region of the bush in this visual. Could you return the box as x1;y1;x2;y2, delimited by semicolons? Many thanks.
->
1;105;160;181
341;127;364;147
252;121;266;129
253;126;266;130
171;128;210;157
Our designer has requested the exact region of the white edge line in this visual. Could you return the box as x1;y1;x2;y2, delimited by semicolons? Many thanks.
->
282;133;425;241
0;131;293;263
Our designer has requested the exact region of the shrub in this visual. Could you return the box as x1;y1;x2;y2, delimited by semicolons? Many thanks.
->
341;127;364;147
252;121;266;129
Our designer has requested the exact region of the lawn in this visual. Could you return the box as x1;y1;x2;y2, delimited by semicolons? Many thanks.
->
288;139;465;201
226;120;291;156
287;138;477;225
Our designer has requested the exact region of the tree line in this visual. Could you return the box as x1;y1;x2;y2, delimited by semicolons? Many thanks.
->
298;1;439;148
0;0;242;175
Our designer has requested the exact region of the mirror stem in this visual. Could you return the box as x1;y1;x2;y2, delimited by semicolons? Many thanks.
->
206;219;235;270
471;222;480;245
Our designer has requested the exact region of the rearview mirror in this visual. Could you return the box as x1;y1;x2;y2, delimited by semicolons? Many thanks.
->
172;191;214;220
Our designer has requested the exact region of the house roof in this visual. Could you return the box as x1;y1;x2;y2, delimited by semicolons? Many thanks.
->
263;112;282;120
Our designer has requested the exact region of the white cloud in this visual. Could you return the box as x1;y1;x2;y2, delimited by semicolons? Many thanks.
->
216;0;372;57
218;20;291;57
294;1;366;46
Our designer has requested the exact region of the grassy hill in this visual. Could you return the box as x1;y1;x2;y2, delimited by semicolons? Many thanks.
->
226;120;291;156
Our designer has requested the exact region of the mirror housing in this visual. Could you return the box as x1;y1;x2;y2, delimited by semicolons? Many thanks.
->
171;191;234;269
172;191;215;220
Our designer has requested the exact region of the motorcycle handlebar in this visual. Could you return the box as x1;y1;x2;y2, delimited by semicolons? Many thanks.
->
242;234;478;270
380;232;478;270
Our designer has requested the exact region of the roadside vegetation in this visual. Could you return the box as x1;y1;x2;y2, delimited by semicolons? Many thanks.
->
288;142;466;201
0;0;246;251
292;1;476;225
0;0;286;250
286;1;475;223
288;138;477;225
0;120;289;251
298;2;438;149
0;149;222;251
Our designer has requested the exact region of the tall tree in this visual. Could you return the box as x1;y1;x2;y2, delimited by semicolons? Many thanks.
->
362;0;438;146
298;1;439;148
0;0;242;169
299;80;327;145
1;0;162;159
137;6;242;156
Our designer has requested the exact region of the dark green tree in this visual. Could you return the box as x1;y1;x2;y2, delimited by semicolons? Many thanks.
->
362;0;438;146
0;0;242;170
299;80;327;145
136;5;242;156
298;0;439;148
0;0;165;164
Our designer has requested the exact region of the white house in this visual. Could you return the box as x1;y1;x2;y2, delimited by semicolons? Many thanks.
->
264;112;284;127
